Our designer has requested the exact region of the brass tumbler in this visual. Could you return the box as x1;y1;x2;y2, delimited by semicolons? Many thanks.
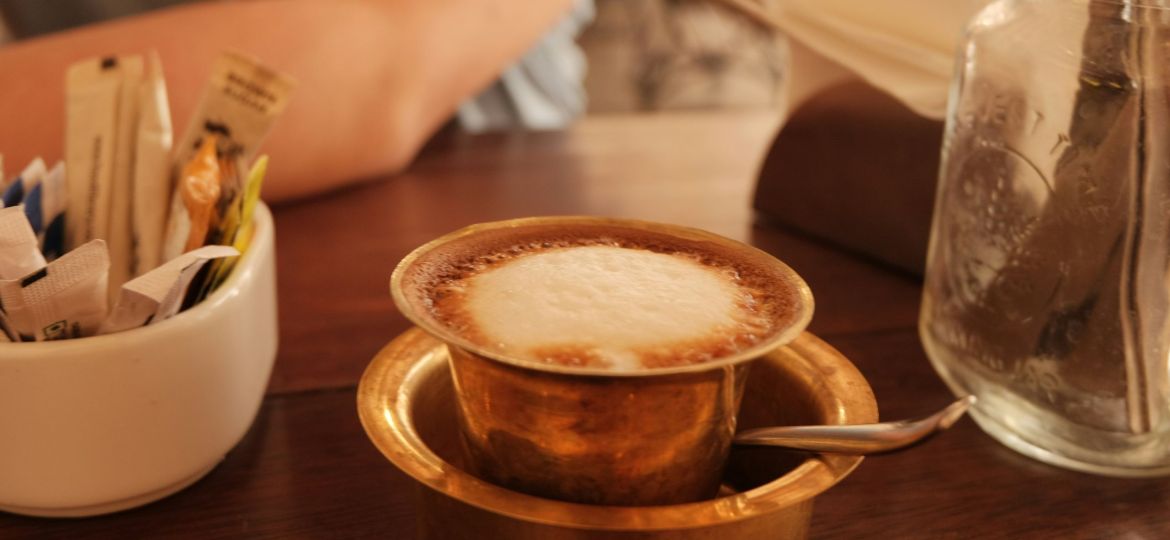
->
390;217;814;506
447;345;748;505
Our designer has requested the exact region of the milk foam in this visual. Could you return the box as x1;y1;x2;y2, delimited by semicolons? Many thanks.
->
462;245;758;370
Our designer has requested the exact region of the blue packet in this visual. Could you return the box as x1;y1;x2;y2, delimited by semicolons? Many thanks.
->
2;158;46;208
21;162;67;260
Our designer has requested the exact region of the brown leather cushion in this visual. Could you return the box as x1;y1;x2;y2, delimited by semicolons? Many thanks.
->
753;80;943;276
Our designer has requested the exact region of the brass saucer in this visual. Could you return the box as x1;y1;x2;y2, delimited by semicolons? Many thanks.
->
357;328;877;539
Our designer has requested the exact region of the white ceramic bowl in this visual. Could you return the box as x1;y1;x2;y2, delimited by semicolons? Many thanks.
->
0;203;279;517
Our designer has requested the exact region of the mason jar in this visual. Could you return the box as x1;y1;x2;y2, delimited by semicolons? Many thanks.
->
921;0;1170;476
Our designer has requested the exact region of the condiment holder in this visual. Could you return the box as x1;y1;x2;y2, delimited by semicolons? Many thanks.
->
0;204;278;517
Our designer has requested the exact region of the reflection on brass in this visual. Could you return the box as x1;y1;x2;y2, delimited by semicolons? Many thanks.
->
388;216;815;506
357;328;877;539
448;344;747;505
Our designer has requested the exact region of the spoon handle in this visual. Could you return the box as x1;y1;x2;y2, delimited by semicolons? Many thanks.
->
733;396;975;455
734;423;931;454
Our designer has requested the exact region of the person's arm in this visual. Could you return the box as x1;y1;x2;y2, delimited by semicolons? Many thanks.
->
0;0;574;201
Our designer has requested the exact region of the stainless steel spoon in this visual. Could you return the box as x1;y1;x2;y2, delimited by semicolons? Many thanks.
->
733;395;976;455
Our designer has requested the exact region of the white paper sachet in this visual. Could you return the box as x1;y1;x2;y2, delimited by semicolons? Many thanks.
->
0;240;109;341
0;205;47;280
0;195;28;342
162;51;294;262
2;157;47;207
99;245;238;334
65;58;121;249
131;52;174;277
107;56;145;301
0;310;15;341
66;55;145;301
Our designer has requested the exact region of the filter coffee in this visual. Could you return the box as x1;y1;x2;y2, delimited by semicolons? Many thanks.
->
399;222;806;371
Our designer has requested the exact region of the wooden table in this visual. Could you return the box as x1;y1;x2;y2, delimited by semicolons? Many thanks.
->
3;112;1168;538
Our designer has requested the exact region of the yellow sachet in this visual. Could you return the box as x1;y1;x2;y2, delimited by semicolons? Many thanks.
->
188;155;268;302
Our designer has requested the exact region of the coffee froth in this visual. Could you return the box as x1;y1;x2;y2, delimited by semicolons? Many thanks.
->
400;223;806;371
449;245;769;369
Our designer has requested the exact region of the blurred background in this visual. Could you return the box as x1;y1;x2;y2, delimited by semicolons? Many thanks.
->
0;0;800;125
580;0;788;115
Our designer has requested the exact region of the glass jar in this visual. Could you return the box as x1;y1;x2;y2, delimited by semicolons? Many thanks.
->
921;0;1170;476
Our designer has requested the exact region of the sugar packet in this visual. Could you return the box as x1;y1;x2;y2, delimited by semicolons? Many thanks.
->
210;154;261;249
64;55;143;300
0;189;29;342
0;205;46;280
65;58;120;249
99;245;237;334
2;157;47;207
0;308;14;342
108;56;145;297
178;135;223;253
131;52;173;277
162;51;293;262
0;240;109;341
22;161;67;260
186;155;266;305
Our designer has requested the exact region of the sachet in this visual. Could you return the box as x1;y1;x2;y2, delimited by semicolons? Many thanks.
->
22;162;67;260
0;205;46;280
131;52;173;277
65;55;144;300
2;157;46;207
0;240;109;341
162;51;293;262
186;155;267;305
100;245;237;334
